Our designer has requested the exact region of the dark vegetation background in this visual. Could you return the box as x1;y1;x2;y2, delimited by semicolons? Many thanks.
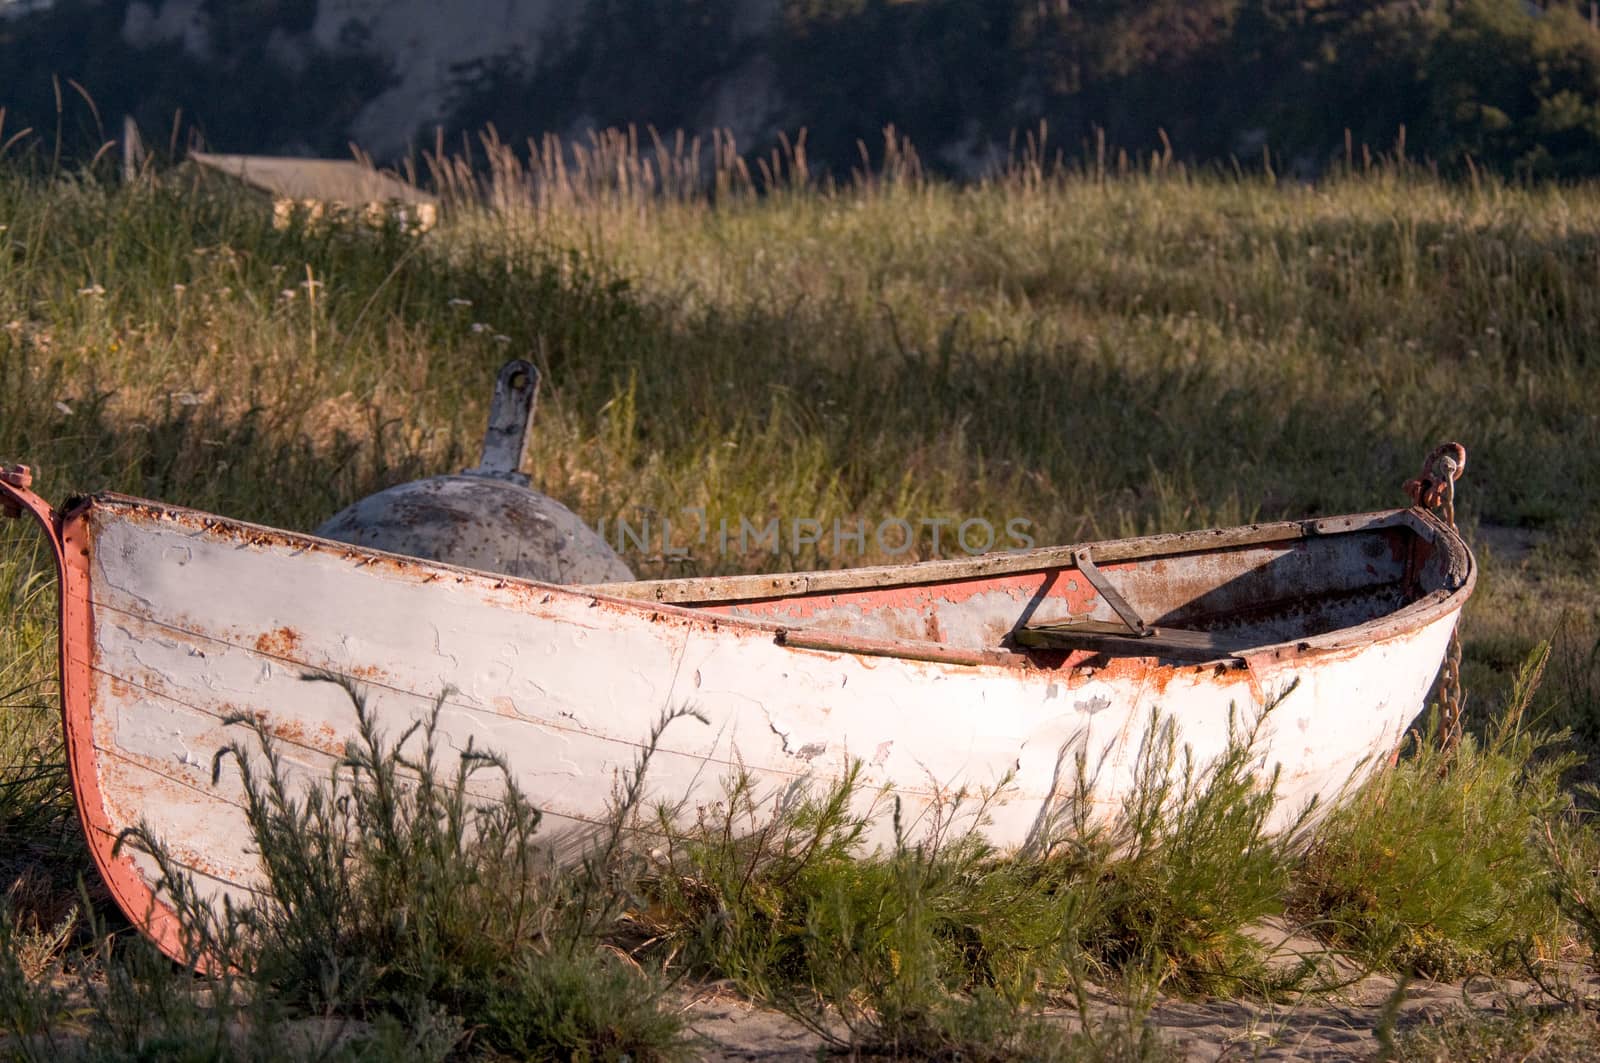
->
6;0;1600;178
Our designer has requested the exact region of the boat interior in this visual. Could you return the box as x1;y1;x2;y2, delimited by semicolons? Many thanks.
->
594;509;1471;664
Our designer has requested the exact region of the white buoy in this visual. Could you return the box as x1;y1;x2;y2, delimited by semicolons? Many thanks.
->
316;360;633;585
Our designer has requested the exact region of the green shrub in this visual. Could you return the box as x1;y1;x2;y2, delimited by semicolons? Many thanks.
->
1292;645;1572;978
1086;703;1307;997
116;678;696;1062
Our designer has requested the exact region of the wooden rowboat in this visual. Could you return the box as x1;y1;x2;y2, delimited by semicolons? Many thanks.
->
0;461;1473;962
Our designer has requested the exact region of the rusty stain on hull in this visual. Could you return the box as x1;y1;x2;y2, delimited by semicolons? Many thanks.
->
0;477;1474;966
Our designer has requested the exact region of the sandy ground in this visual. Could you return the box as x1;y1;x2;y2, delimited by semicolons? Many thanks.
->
1;919;1581;1059
683;973;1558;1060
682;923;1579;1060
0;963;1575;1061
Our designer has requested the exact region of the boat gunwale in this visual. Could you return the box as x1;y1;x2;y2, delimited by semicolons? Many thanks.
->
589;509;1425;603
76;493;1474;673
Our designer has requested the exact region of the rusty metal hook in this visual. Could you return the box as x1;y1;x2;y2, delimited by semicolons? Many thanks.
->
1403;442;1467;511
1;464;33;520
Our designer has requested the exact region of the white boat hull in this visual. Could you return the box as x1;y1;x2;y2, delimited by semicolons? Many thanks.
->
0;480;1473;961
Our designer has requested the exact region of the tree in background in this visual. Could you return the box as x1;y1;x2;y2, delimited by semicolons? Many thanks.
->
1426;0;1600;177
447;0;746;148
0;0;391;162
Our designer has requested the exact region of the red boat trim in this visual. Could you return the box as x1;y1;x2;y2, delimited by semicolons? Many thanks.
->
0;482;190;966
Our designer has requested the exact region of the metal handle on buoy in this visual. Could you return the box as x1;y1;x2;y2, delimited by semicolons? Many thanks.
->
466;360;540;486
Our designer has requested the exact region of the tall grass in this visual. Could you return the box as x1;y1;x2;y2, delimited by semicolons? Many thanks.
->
6;136;1600;572
0;528;80;966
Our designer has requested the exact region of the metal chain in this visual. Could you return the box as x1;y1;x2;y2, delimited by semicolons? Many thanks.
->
1404;443;1467;752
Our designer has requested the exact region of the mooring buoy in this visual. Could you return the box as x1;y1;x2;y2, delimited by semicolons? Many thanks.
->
316;360;633;584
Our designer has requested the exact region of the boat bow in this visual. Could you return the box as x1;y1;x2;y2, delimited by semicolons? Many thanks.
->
2;467;192;963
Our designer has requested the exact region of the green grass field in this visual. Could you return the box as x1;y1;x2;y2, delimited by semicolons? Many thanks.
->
2;141;1600;1058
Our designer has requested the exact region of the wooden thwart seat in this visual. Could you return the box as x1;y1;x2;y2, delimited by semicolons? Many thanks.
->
1011;619;1252;662
1012;544;1254;661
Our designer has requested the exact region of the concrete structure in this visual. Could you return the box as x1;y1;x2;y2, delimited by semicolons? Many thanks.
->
190;150;438;230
